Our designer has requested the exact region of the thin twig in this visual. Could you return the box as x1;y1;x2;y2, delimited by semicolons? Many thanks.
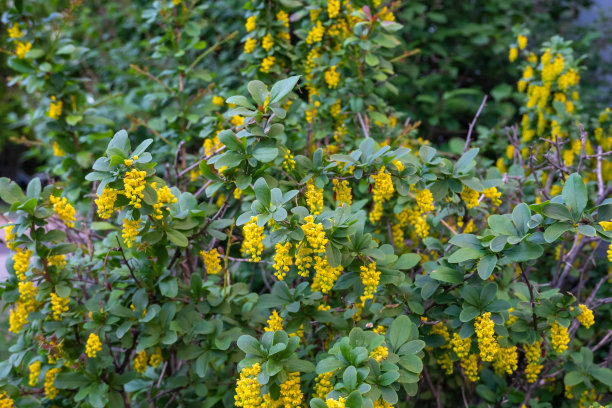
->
463;94;488;153
116;237;142;288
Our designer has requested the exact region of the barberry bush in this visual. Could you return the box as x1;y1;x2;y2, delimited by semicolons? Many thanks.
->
1;1;612;408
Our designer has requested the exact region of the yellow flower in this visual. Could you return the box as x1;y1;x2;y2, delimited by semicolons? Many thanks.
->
122;218;141;248
360;262;380;304
149;348;163;367
306;21;325;44
243;37;256;53
283;151;296;171
461;187;480;209
85;333;102;358
4;225;16;250
475;312;498;362
212;95;224;106
13;247;33;281
201;248;222;275
311;255;343;294
133;350;148;374
509;47;518;62
415;189;434;213
8;24;23;38
436;352;453;375
517;35;527;50
461;354;480;382
325;65;341;89
230;115;245;127
44;367;61;399
50;292;69;320
551;321;570;353
276;372;303;406
333;179;352;206
277;10;289;28
306;181;324;215
243;217;265;261
123;168;147;208
576;304;594;329
29;361;41;386
245;15;256;32
9;302;29;333
525;340;543;383
328;0;340;18
95;187;118;219
301;215;327;254
262;33;274;51
49;195;76;228
48;96;63;119
493;346;518;376
272;242;292;280
369;345;389;362
325;397;346;408
235;364;262;408
15;41;31;58
451;333;471;359
483;187;502;207
151;182;177;220
314;371;334;399
369;166;394;223
295;245;314;277
52;141;65;157
260;55;275;73
599;221;612;231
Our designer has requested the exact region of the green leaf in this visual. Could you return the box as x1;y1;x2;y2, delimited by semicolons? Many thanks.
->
225;95;255;109
284;358;316;373
576;224;596;237
343;366;357;390
562;173;587;216
543;222;573;243
448;247;483;263
477;254;497;279
218;130;244;152
389;315;412;349
454;148;479;174
430;266;463;284
460;305;480;322
542;203;572;221
166;229;188;247
345;391;363;408
512;203;531;236
254;178;271;208
253;146;279;163
488;215;517;236
449;234;482;249
26;178;41;199
237;335;261;356
505;241;543;262
590;367;612;386
0;177;26;204
107;130;130;156
269;76;300;104
316;357;344;374
564;371;585;386
247;80;268;105
54;372;91;389
393;253;420;269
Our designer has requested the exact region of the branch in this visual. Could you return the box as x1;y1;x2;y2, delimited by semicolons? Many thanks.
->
463;94;488;153
116;237;142;288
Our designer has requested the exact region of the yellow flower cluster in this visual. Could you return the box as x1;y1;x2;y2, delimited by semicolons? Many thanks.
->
314;371;334;399
44;367;61;399
474;312;498;362
332;179;352;207
461;354;480;382
9;302;29;333
608;243;612;263
18;281;38;310
406;208;429;239
50;293;70;320
264;310;284;332
518;35;527;50
122;218;141;248
311;256;343;294
149;348;163;367
151;183;177;219
369;345;389;363
133;350;148;374
370;167;394;223
483;187;502;207
47;254;66;268
525;340;543;383
85;333;102;358
13;247;32;280
95;187;118;219
437;352;453;375
273;242;292;280
415;189;434;213
49;195;76;228
461;187;480;209
277;10;289;28
492;346;518;376
551;320;570;353
245;16;256;32
277;372;303;407
306;21;325;44
328;0;340;18
283;151;296;171
124;169;147;208
306;181;324;215
262;33;274;51
302;215;328;253
16;41;31;59
4;225;15;249
295;245;314;277
243;217;265;262
212;95;224;106
8;23;23;38
576;304;594;328
201;248;222;275
360;262;380;304
29;361;41;386
260;56;276;73
325;397;346;408
509;48;518;62
235;363;262;408
451;333;471;358
48;96;63;120
325;65;340;89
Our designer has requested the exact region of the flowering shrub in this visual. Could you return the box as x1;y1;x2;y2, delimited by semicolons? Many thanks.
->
1;1;612;408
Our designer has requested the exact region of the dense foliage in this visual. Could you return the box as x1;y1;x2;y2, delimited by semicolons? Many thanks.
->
1;1;611;408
